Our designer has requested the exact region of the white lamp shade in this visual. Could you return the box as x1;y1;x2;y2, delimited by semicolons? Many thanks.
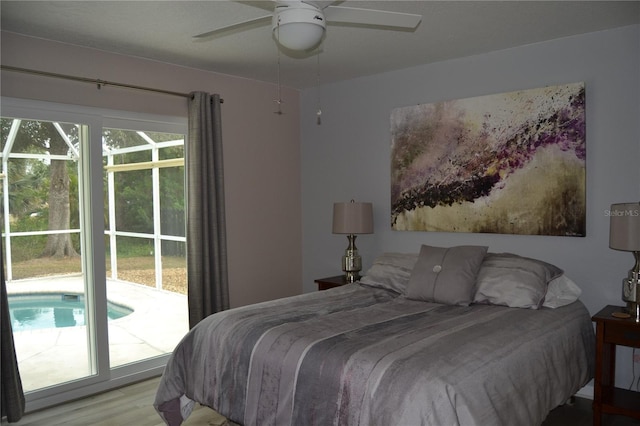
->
272;7;325;51
333;202;373;234
609;202;640;251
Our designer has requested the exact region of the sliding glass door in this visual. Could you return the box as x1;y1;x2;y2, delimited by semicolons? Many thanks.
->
1;98;188;411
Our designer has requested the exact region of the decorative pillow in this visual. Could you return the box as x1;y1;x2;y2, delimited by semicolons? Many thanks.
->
405;245;488;306
473;253;564;309
542;274;582;308
359;253;419;294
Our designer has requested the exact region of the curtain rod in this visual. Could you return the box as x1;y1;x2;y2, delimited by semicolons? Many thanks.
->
1;65;223;103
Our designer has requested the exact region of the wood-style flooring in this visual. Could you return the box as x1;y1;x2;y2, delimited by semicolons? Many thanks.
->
3;376;640;426
0;377;227;426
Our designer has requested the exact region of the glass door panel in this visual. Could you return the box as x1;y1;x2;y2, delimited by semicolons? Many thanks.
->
1;117;95;391
103;128;188;368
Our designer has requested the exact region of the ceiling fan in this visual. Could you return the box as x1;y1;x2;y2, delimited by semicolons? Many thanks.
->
194;0;422;52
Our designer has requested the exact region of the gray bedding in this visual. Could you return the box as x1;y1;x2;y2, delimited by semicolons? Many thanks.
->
154;283;594;426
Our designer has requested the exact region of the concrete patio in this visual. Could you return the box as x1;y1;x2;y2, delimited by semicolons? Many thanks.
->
6;275;189;392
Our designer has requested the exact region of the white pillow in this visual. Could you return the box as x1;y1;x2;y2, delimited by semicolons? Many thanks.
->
542;275;582;308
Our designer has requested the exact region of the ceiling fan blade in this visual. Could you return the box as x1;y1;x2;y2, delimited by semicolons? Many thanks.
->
193;15;272;39
324;5;421;29
310;0;340;9
237;0;277;12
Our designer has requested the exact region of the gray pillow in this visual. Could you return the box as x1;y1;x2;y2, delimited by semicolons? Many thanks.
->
405;245;488;306
359;253;419;294
473;253;564;309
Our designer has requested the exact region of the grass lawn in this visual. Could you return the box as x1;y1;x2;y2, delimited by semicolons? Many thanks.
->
9;256;187;294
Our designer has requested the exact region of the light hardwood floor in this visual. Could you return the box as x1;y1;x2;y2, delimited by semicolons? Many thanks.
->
4;377;640;426
0;376;228;426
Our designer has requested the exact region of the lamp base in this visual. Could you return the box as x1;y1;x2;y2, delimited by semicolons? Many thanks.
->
622;275;640;323
344;271;359;283
625;301;640;323
341;234;362;283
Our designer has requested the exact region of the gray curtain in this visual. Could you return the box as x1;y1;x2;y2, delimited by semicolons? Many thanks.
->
186;92;229;328
1;241;25;422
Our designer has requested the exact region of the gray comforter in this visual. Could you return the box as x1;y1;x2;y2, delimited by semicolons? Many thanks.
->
154;283;594;426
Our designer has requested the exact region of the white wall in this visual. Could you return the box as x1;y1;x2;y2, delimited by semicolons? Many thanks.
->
301;25;640;385
1;31;303;308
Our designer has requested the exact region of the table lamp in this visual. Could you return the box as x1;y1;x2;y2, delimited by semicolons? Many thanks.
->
609;202;640;321
332;200;373;282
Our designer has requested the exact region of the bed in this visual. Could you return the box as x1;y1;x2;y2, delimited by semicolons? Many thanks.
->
154;245;595;426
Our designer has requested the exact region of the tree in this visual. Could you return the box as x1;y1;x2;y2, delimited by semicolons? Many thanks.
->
3;120;186;261
1;119;79;258
40;128;78;258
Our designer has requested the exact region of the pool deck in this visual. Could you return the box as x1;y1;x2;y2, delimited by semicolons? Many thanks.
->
6;275;188;391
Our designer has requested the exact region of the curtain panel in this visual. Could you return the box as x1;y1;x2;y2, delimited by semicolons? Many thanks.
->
186;92;229;328
1;240;26;422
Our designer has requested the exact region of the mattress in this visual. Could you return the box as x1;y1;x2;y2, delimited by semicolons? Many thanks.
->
154;283;594;426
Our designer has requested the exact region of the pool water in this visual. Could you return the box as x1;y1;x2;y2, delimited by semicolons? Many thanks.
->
8;293;133;332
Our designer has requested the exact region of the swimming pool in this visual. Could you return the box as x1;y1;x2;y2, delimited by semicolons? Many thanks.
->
8;293;133;332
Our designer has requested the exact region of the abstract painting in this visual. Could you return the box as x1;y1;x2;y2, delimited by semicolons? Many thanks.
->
390;82;586;236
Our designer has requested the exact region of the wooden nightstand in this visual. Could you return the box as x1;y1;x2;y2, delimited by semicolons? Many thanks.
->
592;305;640;426
315;275;351;291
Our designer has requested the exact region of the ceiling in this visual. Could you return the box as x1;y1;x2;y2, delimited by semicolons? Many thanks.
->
2;1;639;90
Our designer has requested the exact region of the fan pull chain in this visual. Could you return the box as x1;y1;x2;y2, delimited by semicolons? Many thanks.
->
316;52;322;125
273;23;284;115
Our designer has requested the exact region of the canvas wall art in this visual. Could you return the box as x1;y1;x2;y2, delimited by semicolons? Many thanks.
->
390;82;586;236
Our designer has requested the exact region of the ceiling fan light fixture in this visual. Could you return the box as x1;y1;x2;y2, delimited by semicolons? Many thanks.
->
273;6;326;51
